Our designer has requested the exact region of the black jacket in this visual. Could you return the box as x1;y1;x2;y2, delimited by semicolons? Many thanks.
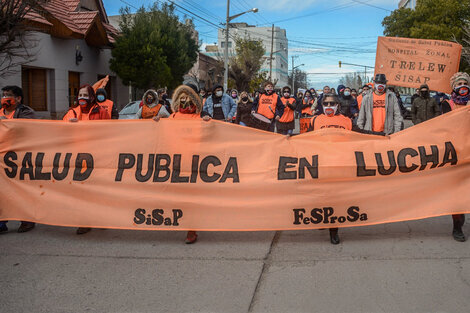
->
13;104;36;119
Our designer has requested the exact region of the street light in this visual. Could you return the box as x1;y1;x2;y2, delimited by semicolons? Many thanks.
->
224;0;258;91
291;63;304;94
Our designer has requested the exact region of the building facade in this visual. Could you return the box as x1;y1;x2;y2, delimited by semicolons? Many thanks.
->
0;0;129;119
399;0;417;9
208;23;289;88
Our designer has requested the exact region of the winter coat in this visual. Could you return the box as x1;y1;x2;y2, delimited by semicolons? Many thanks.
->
235;100;253;126
203;94;237;120
12;104;36;119
63;104;110;120
339;95;358;118
410;96;440;124
357;90;403;135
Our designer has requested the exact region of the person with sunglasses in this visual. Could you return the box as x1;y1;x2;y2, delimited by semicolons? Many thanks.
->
307;93;352;244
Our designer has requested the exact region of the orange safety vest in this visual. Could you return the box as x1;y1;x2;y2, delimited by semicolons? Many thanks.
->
279;97;296;123
257;93;279;119
62;104;106;121
302;98;314;115
310;114;352;131
99;99;114;115
0;108;15;119
141;103;162;119
357;94;363;110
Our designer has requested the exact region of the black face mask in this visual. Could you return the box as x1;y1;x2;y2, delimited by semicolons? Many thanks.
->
241;97;248;102
420;91;429;98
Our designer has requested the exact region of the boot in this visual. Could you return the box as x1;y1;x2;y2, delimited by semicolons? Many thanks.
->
76;227;91;235
329;228;340;245
452;214;466;242
185;231;198;244
0;221;8;233
17;221;35;233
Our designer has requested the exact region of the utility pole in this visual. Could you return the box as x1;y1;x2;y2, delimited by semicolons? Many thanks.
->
292;56;295;94
269;24;274;81
223;0;230;92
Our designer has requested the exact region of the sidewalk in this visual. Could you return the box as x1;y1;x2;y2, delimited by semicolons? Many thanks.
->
1;216;469;313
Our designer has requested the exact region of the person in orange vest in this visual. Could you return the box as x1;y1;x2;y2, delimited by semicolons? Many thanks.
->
300;89;316;117
135;89;170;119
308;93;352;244
96;88;119;119
251;81;284;132
154;83;211;244
0;85;36;233
356;84;371;111
63;84;110;235
276;86;297;136
441;72;470;242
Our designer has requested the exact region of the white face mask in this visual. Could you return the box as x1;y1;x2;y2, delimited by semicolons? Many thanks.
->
323;104;338;116
344;91;351;97
376;84;386;93
215;91;223;97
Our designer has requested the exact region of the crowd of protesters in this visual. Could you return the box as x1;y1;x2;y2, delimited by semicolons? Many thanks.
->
1;71;469;244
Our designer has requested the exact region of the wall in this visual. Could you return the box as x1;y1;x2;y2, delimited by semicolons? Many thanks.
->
0;31;129;119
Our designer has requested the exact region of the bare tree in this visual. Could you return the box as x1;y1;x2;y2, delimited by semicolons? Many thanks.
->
462;25;470;66
0;0;45;78
339;72;364;90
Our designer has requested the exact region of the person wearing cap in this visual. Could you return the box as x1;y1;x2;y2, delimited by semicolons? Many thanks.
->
410;84;440;125
95;88;119;119
307;93;353;244
440;72;470;242
203;84;237;122
0;85;36;234
252;81;284;132
357;74;403;135
277;86;297;135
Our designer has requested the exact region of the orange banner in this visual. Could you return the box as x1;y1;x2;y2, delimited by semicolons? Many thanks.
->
375;36;462;93
1;107;469;231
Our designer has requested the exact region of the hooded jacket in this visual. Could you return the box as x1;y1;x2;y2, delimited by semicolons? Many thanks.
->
135;89;170;119
410;85;440;124
203;84;237;120
357;90;403;135
170;84;208;119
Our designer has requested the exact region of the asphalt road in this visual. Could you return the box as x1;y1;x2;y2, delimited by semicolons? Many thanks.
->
1;216;469;313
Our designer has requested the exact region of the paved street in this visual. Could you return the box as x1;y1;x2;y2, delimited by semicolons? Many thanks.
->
1;216;469;313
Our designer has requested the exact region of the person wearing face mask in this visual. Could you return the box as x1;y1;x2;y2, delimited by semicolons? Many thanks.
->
440;72;470;242
154;84;211;244
351;89;358;99
157;88;172;114
0;85;36;234
307;93;352;244
62;84;110;235
277;86;297;136
203;84;237;122
252;81;284;132
135;89;170;120
95;88;118;119
230;89;239;103
410;84;440;125
235;91;253;126
300;89;316;117
357;84;371;110
338;86;359;119
357;74;403;135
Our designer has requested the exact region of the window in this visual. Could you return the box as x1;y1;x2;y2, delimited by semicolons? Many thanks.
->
21;67;47;111
68;72;80;107
221;41;232;48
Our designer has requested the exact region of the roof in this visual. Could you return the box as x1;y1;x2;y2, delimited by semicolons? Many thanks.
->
23;0;119;46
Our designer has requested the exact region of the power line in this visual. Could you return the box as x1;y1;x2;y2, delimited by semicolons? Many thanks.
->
351;0;392;12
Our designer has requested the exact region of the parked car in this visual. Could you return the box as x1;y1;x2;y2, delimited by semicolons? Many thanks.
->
402;96;412;119
118;101;140;119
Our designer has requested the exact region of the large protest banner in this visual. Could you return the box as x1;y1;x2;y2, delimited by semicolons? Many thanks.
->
1;107;469;231
375;36;462;93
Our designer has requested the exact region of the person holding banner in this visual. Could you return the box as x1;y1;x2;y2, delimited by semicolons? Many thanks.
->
307;93;352;244
276;86;297;136
135;89;170;120
441;72;470;242
251;81;284;132
0;85;36;233
410;84;440;125
235;91;253;127
202;84;237;122
63;84;110;235
154;83;211;244
357;74;403;135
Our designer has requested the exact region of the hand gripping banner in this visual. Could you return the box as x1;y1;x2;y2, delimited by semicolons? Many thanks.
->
1;107;469;231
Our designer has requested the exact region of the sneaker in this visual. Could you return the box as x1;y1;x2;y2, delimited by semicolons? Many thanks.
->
185;231;198;244
0;222;8;234
452;228;466;242
18;222;35;233
76;227;91;235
